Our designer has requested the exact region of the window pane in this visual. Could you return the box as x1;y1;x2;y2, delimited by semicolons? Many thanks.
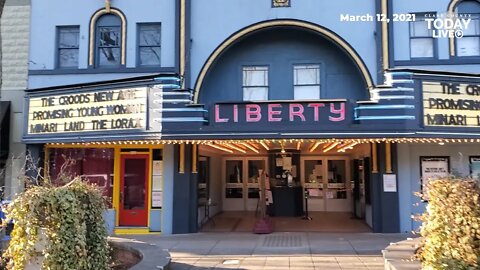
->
59;28;79;48
139;47;161;66
243;87;268;101
461;18;480;36
410;38;434;58
411;20;431;37
139;25;161;46
294;65;320;85
99;27;120;47
294;85;320;100
243;67;268;86
99;48;121;66
457;36;480;56
59;48;79;68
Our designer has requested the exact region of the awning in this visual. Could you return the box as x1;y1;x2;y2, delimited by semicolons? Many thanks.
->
0;101;10;159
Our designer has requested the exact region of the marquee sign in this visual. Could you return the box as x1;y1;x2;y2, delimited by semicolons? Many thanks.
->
423;81;480;127
27;87;147;134
213;100;347;126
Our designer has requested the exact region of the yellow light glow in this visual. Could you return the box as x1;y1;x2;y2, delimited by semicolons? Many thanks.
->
207;144;234;153
242;143;260;153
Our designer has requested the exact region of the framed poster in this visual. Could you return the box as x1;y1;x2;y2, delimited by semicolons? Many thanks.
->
420;156;450;200
469;156;480;180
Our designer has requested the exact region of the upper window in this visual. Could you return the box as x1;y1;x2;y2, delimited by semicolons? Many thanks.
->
293;64;320;100
456;1;480;57
57;26;79;68
242;66;269;101
137;23;161;66
409;14;435;58
96;14;122;67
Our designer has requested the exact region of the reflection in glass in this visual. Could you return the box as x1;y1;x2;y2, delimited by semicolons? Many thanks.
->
123;159;146;210
327;160;347;199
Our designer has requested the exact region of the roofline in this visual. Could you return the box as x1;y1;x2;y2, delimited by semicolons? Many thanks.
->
26;72;179;92
388;68;480;79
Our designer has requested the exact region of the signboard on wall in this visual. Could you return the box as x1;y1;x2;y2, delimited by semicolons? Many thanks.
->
213;100;348;127
423;81;480;127
420;156;450;200
27;87;147;134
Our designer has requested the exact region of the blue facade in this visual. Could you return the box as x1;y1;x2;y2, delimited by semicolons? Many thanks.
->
18;0;480;234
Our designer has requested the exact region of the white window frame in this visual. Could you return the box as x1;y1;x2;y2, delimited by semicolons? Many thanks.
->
293;64;321;100
409;13;435;59
242;66;269;101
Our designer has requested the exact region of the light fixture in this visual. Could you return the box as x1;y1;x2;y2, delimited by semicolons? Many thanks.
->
242;143;260;153
323;142;340;153
259;141;270;151
309;141;321;152
207;144;233;153
223;143;247;153
296;141;302;150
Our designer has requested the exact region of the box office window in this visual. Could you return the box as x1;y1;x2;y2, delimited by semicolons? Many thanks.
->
49;148;114;206
57;26;80;68
242;66;269;101
409;14;435;58
293;64;320;100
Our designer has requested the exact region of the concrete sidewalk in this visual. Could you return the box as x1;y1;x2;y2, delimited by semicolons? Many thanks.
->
125;232;411;270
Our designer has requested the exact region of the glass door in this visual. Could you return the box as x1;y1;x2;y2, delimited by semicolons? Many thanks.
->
246;158;267;211
325;158;351;212
301;157;326;211
223;157;268;211
119;154;149;226
223;159;244;211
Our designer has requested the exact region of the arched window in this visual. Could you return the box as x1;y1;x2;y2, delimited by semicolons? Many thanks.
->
89;8;126;68
96;14;122;67
455;0;480;56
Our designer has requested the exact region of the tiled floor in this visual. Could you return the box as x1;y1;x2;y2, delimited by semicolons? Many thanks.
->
200;211;372;233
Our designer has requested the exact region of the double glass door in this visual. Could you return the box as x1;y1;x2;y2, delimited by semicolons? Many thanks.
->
301;156;351;212
223;157;267;211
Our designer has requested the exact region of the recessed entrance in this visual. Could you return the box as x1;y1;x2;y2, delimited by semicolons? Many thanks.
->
197;140;373;233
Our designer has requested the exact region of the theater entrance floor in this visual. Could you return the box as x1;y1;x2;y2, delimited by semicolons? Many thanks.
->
200;211;372;233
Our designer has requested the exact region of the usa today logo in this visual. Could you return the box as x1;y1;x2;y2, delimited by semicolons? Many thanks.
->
425;13;472;38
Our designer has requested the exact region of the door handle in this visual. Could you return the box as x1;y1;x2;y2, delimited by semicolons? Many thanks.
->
120;191;123;202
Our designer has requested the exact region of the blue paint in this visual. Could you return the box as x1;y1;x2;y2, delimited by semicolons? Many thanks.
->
161;145;174;234
149;209;162;232
199;27;368;105
190;0;377;89
29;0;176;73
103;209;116;235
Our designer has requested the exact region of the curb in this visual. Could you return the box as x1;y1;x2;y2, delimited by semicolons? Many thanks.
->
109;237;171;270
382;238;421;270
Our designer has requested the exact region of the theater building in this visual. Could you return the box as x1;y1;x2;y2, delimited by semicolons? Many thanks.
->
21;0;480;234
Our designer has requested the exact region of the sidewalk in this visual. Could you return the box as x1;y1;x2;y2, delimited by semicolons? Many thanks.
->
125;232;411;270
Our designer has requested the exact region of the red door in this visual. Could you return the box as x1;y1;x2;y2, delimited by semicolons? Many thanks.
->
119;154;149;226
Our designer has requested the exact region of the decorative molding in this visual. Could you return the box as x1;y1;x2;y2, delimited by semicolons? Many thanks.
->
448;0;461;56
180;0;186;88
191;144;198;173
272;0;290;7
381;0;389;70
193;19;374;103
385;142;392;173
372;143;378;173
89;8;127;66
179;144;185;173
